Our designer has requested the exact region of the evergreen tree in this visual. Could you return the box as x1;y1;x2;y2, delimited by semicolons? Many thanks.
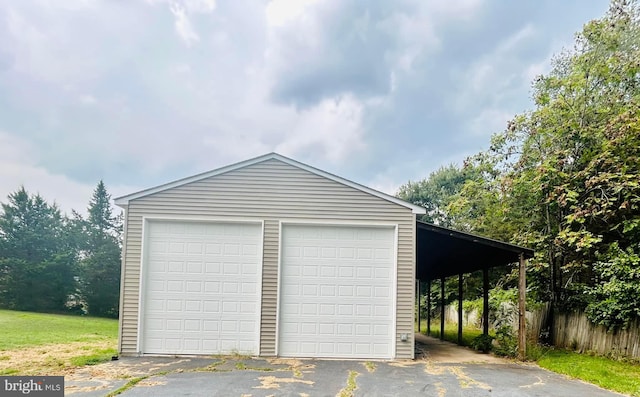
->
0;187;77;311
78;181;122;318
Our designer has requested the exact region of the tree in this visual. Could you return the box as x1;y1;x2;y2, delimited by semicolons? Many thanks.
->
0;187;77;311
397;164;477;227
78;181;122;318
460;0;640;327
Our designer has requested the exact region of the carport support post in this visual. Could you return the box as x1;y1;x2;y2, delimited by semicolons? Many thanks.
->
483;268;489;336
518;253;527;360
440;277;445;340
457;273;463;345
426;279;431;336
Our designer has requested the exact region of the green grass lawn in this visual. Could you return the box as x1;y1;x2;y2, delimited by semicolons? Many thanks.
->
537;349;640;397
0;309;118;350
416;319;484;347
416;320;640;396
0;309;118;375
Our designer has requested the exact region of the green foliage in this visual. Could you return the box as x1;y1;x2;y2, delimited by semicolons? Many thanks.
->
488;287;517;310
507;0;640;317
0;182;122;317
0;188;77;312
77;181;122;318
470;334;494;353
492;325;518;357
462;298;483;315
525;342;552;361
397;164;477;227
408;0;640;330
586;243;640;330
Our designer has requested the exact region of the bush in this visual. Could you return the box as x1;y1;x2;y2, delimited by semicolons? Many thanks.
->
493;325;518;357
585;244;640;331
471;334;494;353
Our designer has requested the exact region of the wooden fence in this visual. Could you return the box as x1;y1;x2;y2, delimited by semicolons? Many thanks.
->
441;303;640;359
552;311;640;359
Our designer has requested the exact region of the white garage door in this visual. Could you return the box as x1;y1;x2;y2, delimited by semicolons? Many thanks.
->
279;224;395;359
141;220;262;355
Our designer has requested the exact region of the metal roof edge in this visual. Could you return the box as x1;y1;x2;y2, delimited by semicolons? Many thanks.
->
416;220;534;257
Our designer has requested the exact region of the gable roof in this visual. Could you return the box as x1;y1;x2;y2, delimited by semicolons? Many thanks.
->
114;152;427;214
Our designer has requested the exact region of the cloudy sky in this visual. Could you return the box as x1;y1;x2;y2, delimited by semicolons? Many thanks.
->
0;0;610;214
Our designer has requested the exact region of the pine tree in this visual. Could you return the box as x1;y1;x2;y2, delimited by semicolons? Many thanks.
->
0;187;77;311
79;181;122;318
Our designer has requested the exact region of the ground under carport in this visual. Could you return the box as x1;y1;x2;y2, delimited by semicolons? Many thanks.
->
66;335;624;397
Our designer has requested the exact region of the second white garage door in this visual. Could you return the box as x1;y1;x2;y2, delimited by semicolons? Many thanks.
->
279;224;396;359
141;220;262;355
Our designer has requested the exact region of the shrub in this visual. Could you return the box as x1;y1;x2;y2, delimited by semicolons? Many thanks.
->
493;325;518;357
471;334;494;353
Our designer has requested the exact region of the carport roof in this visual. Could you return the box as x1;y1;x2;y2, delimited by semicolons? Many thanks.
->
416;220;534;280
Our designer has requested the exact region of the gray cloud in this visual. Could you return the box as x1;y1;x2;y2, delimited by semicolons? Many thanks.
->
0;0;611;213
267;1;407;107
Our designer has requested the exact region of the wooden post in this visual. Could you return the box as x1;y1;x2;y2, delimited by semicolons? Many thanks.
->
440;277;445;340
417;280;421;334
518;253;527;360
426;278;431;336
483;268;489;336
458;273;463;345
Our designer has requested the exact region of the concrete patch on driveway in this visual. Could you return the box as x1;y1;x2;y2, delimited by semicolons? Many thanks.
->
415;333;506;364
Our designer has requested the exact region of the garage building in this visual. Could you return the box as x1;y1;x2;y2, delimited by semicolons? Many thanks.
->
115;153;425;359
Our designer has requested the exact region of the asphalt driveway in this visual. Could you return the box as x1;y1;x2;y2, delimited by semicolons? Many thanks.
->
65;336;625;397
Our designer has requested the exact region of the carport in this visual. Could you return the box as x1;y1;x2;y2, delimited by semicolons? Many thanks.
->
415;220;534;359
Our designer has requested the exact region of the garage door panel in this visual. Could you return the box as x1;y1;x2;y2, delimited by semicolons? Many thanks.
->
279;224;395;359
142;221;261;355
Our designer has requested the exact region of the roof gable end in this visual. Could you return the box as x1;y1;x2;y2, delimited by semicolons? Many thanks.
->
114;153;426;214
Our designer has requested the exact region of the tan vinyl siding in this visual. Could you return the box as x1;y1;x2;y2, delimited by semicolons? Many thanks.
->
260;219;279;356
120;159;416;358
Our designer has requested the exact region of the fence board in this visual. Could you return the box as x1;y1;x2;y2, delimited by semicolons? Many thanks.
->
440;304;640;359
553;311;640;359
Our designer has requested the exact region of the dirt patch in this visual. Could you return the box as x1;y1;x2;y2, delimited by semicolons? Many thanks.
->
137;379;168;387
389;360;422;368
448;365;492;390
68;358;193;381
0;341;116;376
266;358;315;377
254;376;314;389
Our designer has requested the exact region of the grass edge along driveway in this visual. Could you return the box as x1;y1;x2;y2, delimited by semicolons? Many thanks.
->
0;309;118;375
418;321;640;397
1;310;639;397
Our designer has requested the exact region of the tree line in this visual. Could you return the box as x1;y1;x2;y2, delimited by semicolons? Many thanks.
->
399;0;640;331
0;181;121;318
